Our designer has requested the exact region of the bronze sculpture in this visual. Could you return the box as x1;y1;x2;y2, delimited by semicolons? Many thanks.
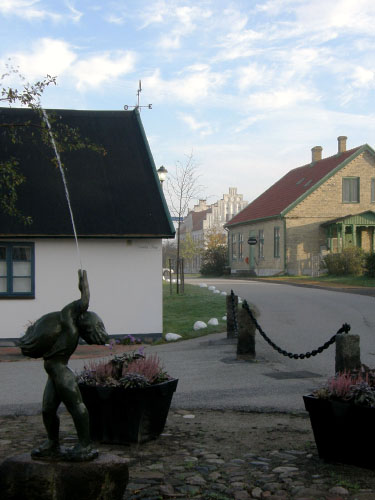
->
18;270;109;461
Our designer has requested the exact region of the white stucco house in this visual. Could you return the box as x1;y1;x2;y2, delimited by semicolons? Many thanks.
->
0;108;175;344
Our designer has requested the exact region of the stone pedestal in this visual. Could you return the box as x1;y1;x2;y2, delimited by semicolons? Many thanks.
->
335;333;361;373
226;293;238;338
0;453;129;500
237;307;256;360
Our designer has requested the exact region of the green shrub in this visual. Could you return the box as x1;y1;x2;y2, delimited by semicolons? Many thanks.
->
323;247;366;276
365;253;375;277
200;246;227;276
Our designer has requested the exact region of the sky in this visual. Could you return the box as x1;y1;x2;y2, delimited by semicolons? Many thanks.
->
1;0;375;210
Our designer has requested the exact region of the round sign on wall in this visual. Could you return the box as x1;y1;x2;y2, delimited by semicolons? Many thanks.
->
248;237;258;245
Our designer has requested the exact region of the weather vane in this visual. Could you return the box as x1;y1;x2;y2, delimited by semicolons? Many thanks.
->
124;80;152;111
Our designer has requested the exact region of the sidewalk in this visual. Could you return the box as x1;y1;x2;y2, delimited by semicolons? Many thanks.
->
0;343;137;362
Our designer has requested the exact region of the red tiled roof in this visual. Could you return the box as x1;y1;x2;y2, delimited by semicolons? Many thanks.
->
226;146;364;226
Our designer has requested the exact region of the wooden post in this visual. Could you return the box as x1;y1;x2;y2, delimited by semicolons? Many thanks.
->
169;259;172;295
237;306;256;360
226;293;238;338
181;258;185;294
335;333;361;373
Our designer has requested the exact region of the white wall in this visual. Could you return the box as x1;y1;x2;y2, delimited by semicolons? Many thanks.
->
0;238;162;341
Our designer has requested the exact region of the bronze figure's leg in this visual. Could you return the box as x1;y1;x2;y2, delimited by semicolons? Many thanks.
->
31;377;62;459
44;359;98;461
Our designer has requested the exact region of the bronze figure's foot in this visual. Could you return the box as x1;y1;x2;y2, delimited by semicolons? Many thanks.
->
31;440;63;461
64;443;99;462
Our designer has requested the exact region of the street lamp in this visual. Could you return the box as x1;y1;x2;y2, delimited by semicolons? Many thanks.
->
157;165;168;189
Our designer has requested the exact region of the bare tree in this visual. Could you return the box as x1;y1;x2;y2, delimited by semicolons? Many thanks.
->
165;152;203;293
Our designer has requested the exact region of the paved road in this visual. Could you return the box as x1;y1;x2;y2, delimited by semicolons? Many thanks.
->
186;278;375;372
1;279;374;415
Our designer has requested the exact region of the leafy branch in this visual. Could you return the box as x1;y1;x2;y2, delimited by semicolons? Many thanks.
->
0;64;105;224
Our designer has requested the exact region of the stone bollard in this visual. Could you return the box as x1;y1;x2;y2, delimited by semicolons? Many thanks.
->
335;333;361;373
226;293;238;338
237;306;256;360
0;453;129;500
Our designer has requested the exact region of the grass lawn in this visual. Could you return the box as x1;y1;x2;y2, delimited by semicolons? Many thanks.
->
162;282;227;340
257;274;375;287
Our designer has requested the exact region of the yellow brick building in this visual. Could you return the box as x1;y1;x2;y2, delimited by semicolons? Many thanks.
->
225;137;375;276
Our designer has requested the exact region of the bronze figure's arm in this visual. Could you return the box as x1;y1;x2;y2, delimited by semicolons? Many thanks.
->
78;269;90;312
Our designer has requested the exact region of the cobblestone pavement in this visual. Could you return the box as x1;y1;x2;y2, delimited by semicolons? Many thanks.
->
1;409;375;500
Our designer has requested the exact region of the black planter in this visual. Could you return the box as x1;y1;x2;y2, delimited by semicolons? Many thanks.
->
303;394;375;468
79;379;178;444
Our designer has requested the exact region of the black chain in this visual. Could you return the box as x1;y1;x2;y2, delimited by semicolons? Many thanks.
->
230;290;351;359
230;290;239;337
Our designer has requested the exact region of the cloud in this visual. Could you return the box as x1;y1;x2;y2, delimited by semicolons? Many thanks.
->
71;51;136;90
105;14;125;25
144;66;227;104
3;38;136;92
66;2;83;23
178;113;213;136
0;0;61;21
7;38;77;79
237;64;271;90
156;5;212;50
247;86;319;110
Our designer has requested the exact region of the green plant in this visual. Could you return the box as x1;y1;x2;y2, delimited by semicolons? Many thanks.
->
76;350;171;388
119;373;150;389
365;252;375;277
323;247;366;276
200;245;228;276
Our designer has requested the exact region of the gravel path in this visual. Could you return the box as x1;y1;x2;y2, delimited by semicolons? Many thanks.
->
1;408;375;499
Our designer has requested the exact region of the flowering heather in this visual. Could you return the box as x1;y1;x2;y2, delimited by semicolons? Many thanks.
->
313;370;375;407
122;353;168;384
77;351;171;387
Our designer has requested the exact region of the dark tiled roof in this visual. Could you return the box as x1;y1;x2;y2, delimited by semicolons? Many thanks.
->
0;108;175;238
226;146;365;226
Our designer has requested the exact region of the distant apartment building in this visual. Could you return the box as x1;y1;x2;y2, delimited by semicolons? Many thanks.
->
179;188;248;273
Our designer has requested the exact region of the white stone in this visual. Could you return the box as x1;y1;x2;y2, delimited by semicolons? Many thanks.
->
220;291;227;296
222;316;227;321
208;286;216;291
251;487;263;499
213;289;220;294
329;486;349;495
183;414;195;419
272;466;299;473
208;318;219;326
165;333;182;341
193;321;207;330
199;283;208;288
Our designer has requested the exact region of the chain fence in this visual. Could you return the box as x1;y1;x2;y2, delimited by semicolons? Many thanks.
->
230;289;351;360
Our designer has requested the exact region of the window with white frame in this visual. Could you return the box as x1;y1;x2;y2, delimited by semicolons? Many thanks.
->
342;177;360;203
238;233;243;261
259;230;264;258
274;227;280;258
231;233;237;261
0;243;34;297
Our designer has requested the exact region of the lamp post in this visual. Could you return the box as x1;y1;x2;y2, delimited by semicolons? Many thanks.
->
157;165;168;189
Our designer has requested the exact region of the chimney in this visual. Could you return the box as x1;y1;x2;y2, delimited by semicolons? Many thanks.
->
311;146;322;163
338;136;347;153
